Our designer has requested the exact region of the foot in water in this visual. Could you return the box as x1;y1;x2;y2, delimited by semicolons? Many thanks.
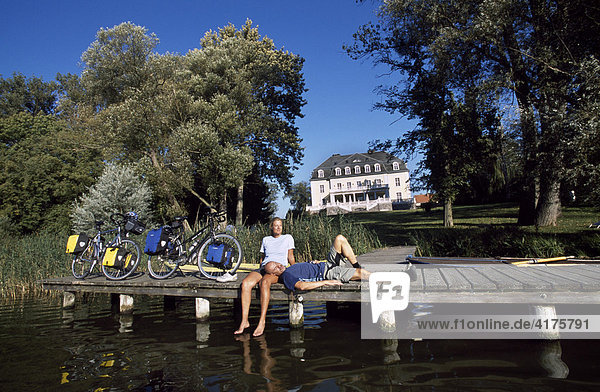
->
234;321;250;335
252;321;265;337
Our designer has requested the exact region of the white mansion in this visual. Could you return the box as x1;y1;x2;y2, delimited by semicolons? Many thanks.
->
307;152;412;214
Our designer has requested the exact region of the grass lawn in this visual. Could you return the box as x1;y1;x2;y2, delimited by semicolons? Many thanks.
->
349;203;600;258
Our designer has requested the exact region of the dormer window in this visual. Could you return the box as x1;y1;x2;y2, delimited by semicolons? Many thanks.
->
345;167;351;175
374;163;381;172
393;162;400;170
335;167;342;176
364;165;371;173
354;166;361;174
318;169;324;178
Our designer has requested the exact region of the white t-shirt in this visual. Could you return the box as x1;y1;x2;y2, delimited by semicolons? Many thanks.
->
260;234;295;266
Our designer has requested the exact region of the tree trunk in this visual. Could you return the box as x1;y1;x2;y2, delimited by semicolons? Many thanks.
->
444;198;453;227
502;26;539;226
219;194;227;229
535;175;560;226
235;184;244;226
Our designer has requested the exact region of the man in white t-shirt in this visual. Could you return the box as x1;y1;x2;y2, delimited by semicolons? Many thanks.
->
234;217;295;336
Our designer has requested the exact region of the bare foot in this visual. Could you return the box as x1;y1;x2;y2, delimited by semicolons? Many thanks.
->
234;321;250;335
253;322;265;337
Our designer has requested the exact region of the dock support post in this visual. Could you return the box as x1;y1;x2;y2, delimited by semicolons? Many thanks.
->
378;310;396;333
289;296;304;328
63;291;76;309
119;294;134;314
195;298;210;321
530;305;560;340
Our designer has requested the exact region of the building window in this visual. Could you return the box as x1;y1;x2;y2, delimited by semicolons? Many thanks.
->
374;163;381;172
337;183;342;190
335;167;341;176
397;192;402;200
318;169;324;178
357;181;362;188
375;179;381;186
393;162;400;170
395;177;401;186
344;167;351;175
365;180;371;187
364;165;371;173
347;182;352;189
354;166;361;174
320;185;324;193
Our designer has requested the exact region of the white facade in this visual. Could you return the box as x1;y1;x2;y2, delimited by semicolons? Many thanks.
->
307;152;411;214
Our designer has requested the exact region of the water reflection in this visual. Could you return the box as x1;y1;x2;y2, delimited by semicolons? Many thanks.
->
1;295;599;391
236;333;283;392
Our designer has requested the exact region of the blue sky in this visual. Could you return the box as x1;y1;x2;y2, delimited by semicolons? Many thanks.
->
0;0;416;215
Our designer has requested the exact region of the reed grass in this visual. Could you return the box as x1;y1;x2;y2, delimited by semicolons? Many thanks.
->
235;214;382;263
0;231;68;297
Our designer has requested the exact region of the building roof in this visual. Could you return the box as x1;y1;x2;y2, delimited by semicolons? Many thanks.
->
414;194;432;204
311;151;408;180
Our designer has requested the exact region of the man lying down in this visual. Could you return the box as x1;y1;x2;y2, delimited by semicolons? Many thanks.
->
264;234;370;291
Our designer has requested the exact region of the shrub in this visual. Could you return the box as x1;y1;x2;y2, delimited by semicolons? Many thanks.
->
70;163;154;233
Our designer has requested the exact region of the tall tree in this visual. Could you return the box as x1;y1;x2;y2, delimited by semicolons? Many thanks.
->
74;21;305;224
183;20;306;221
0;113;101;233
349;0;600;226
285;181;311;215
0;73;58;116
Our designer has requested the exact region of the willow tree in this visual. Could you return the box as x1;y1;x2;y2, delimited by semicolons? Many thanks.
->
181;20;306;224
73;22;305;224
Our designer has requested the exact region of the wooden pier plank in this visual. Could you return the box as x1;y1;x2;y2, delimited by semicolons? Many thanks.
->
422;268;449;291
455;267;498;290
439;267;472;290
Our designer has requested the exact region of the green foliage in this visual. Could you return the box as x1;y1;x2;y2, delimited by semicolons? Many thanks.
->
0;231;67;296
70;163;153;233
235;214;381;263
0;73;58;116
74;21;306;221
285;181;311;213
0;113;101;234
81;22;159;108
349;0;600;225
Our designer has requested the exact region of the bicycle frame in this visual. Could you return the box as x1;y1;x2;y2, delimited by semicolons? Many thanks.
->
171;215;219;264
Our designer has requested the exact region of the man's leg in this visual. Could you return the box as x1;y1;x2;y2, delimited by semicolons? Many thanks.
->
349;267;370;280
253;273;279;336
331;234;360;266
234;271;263;334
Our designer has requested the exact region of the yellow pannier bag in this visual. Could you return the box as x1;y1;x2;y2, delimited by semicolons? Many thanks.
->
102;247;133;269
66;233;89;254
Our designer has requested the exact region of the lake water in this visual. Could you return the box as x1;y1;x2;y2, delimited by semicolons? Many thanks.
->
1;294;600;391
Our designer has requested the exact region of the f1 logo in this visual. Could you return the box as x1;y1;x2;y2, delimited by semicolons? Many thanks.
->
369;272;410;323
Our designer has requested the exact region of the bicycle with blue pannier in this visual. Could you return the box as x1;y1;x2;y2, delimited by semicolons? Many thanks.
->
145;209;243;280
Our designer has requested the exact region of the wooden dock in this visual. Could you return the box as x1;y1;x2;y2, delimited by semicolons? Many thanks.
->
42;246;600;327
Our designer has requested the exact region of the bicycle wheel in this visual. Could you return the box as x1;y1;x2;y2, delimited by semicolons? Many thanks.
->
147;239;182;279
101;239;141;280
197;233;243;279
71;242;95;279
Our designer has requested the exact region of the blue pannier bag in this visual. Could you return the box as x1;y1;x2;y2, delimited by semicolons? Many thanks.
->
206;242;232;267
144;227;169;255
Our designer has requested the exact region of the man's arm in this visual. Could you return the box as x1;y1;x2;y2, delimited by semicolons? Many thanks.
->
295;280;341;291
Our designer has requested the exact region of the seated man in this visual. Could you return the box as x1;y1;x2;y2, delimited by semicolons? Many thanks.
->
264;234;370;291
